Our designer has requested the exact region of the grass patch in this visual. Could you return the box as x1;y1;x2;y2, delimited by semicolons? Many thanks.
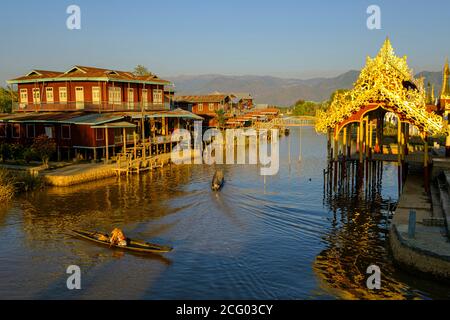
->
0;168;44;201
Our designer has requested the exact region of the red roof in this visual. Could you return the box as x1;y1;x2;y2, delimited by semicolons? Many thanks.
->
8;65;170;85
174;94;230;103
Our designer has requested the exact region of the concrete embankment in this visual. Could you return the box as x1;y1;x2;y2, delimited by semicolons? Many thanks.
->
43;149;201;187
389;172;450;281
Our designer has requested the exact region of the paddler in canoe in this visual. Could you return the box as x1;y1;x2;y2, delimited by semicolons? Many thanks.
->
211;170;224;191
94;228;127;247
73;228;173;254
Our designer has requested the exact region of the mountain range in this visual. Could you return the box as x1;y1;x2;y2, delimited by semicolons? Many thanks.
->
169;71;443;107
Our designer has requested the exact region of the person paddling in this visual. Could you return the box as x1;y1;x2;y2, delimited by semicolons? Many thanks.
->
110;228;127;247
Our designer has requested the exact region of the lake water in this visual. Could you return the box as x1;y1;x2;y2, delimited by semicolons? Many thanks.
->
0;127;449;299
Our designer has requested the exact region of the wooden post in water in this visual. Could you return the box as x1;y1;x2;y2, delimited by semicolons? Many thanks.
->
299;126;302;161
105;127;109;162
133;131;137;159
123;127;126;155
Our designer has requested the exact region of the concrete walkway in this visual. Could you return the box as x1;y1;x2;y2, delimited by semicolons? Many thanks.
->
390;173;450;280
43;163;117;187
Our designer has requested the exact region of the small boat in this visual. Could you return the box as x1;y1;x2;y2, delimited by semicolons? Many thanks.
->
211;170;224;191
71;229;173;254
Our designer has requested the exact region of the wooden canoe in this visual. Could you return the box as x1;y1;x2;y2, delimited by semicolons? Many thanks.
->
72;229;173;254
211;170;224;191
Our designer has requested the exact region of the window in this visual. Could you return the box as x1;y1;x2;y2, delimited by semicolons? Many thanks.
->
96;128;104;141
26;124;35;138
61;125;71;139
20;89;28;104
59;87;67;103
153;89;163;104
32;88;40;104
198;103;203;112
109;87;121;105
0;124;6;137
45;126;54;139
46;87;54;103
92;87;101;104
128;88;134;108
12;124;20;138
208;103;214;111
142;89;148;107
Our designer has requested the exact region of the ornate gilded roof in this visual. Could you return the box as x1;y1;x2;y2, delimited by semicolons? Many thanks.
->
315;39;444;135
442;58;450;99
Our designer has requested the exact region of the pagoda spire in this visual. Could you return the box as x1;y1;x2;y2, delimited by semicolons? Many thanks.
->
442;58;450;98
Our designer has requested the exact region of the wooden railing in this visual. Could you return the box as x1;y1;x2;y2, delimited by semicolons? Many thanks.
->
12;101;171;113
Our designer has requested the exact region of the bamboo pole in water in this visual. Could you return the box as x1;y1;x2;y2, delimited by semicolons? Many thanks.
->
299;127;302;161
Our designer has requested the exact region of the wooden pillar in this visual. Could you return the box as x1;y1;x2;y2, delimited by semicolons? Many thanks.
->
123;127;126;155
343;127;347;159
328;129;332;160
369;121;373;159
446;132;450;158
359;120;364;163
356;123;360;153
424;133;429;193
397;119;402;166
133;131;137;159
93;148;97;161
105;127;109;161
347;124;352;158
404;123;410;157
334;128;339;161
162;117;166;136
365;118;369;157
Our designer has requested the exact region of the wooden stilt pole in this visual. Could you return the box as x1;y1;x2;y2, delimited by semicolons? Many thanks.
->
123;127;126;155
133;131;137;159
105;127;109;162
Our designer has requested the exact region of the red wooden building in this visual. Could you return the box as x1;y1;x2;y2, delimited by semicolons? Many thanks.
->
173;94;232;127
4;66;201;160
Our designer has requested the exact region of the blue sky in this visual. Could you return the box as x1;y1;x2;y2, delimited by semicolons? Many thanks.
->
0;0;449;84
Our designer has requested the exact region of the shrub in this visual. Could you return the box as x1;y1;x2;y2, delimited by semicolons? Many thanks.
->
0;143;11;162
23;148;36;164
32;135;56;166
10;144;24;160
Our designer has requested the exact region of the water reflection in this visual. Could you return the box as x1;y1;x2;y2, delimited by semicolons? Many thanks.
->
316;162;450;299
0;127;449;299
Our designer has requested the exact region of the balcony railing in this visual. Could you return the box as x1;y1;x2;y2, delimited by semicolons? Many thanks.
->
12;101;171;113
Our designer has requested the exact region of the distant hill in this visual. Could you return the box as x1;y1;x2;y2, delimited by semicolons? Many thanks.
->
169;70;444;107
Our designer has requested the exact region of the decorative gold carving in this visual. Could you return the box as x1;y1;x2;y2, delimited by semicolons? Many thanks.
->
316;38;444;135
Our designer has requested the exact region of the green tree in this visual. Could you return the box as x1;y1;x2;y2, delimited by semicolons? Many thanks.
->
0;86;17;113
32;135;56;166
215;109;226;129
292;100;324;116
133;65;152;76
